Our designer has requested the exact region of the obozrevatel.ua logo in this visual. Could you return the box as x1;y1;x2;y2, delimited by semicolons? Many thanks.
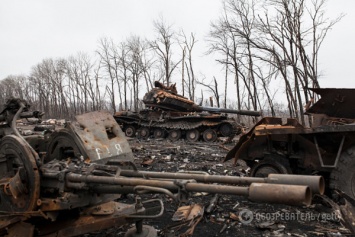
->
238;209;254;224
238;209;340;224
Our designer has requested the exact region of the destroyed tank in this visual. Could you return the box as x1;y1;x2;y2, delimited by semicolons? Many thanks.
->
114;81;261;142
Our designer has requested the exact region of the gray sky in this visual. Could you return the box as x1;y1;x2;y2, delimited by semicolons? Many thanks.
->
0;0;354;89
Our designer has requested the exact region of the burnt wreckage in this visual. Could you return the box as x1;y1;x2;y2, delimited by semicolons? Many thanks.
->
114;81;260;142
225;88;355;199
0;98;323;237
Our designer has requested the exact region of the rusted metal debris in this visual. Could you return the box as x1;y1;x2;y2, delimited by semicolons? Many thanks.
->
128;139;352;236
0;98;329;237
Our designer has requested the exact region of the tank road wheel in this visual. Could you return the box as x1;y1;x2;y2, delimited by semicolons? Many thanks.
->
219;123;234;137
125;126;136;137
153;128;166;139
186;129;200;142
137;127;150;140
0;135;40;212
168;129;182;142
330;146;355;199
202;129;217;142
250;158;290;177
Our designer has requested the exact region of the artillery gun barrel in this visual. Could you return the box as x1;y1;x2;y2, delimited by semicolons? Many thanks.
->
57;172;312;206
197;106;261;116
119;170;324;195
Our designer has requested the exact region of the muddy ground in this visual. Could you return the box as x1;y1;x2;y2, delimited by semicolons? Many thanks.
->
84;138;351;237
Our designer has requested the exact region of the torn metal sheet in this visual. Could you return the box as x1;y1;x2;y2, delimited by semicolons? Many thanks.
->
307;88;355;119
74;110;134;163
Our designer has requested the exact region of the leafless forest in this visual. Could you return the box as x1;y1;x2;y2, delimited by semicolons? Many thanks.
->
0;0;342;126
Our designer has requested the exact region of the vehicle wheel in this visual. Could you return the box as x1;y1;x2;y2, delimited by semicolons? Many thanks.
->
168;129;181;142
330;146;355;199
125;126;136;137
0;135;40;212
186;129;200;142
202;129;217;142
137;127;150;139
250;158;291;177
219;123;234;137
153;128;166;139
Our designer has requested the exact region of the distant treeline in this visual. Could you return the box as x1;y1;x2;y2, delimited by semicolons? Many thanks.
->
0;0;341;125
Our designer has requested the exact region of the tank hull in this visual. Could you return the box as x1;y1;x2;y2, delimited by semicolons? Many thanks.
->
114;110;241;142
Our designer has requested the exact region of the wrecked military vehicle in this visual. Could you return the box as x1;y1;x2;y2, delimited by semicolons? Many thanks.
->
114;81;260;142
0;98;323;236
225;88;355;199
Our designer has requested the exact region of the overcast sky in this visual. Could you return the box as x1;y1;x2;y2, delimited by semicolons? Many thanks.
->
1;0;354;90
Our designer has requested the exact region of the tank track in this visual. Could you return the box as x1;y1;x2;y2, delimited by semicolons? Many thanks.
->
116;117;242;142
141;120;221;130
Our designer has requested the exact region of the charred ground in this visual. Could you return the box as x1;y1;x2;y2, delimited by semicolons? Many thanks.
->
84;138;350;237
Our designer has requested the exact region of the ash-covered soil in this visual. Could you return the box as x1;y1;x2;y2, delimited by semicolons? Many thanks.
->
85;138;351;237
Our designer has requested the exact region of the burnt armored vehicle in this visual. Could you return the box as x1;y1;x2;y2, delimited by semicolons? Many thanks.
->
225;88;355;199
0;98;323;236
114;82;261;142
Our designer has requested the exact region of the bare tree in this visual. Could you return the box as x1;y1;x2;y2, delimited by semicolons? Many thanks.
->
256;0;342;123
208;8;244;113
179;30;197;100
209;0;343;124
208;0;262;113
126;35;147;111
97;37;122;113
64;53;95;115
30;59;58;117
150;16;181;86
116;41;131;110
197;76;221;108
0;75;30;106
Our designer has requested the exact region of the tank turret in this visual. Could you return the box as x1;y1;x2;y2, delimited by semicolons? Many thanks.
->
143;81;261;115
115;81;261;142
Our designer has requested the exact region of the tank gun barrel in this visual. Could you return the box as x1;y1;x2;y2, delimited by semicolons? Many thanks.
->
197;106;261;116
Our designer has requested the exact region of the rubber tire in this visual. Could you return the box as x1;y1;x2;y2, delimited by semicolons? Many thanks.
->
329;146;355;199
250;158;291;177
186;129;200;142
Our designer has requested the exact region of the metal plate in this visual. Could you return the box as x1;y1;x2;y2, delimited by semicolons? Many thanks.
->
73;111;134;163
